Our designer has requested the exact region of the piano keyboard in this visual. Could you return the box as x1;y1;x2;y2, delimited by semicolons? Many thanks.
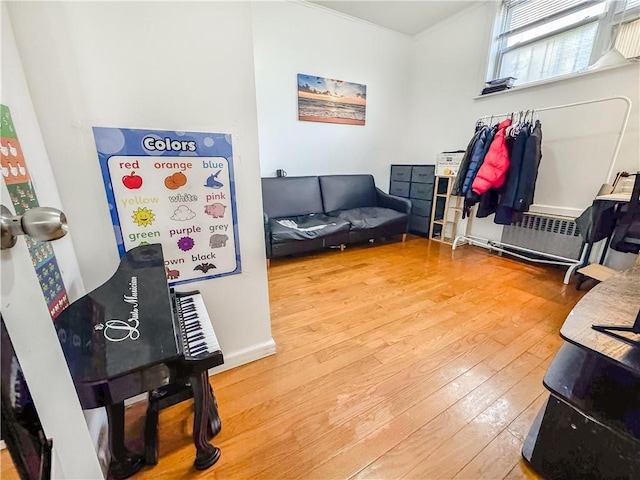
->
177;293;221;359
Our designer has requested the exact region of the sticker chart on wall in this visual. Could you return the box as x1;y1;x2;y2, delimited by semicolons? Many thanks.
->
93;127;241;286
1;105;70;319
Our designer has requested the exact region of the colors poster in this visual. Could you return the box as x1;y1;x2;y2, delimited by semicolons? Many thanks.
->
93;127;241;286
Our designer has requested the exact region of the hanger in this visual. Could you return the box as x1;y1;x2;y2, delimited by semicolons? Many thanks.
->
506;111;517;137
509;110;521;136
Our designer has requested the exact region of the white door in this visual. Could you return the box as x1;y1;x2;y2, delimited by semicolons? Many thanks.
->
0;204;104;480
1;7;105;479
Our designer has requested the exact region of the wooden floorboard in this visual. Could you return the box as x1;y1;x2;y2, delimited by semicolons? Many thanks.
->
0;236;586;479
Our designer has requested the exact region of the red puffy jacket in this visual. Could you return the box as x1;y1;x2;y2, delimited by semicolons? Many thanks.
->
472;118;511;195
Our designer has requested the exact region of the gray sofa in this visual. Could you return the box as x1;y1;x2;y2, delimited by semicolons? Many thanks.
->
262;174;411;259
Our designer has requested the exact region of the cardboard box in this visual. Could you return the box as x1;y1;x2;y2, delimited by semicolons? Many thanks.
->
436;152;464;176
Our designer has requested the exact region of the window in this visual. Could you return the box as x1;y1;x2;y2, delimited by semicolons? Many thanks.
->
488;0;640;86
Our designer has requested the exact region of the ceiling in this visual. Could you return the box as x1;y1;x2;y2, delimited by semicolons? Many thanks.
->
309;1;479;36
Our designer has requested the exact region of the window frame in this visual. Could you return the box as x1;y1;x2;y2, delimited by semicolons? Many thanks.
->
487;0;639;86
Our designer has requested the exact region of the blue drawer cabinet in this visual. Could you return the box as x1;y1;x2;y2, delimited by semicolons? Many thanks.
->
389;164;436;236
411;166;435;184
389;180;410;197
390;166;412;182
409;182;434;201
411;199;431;217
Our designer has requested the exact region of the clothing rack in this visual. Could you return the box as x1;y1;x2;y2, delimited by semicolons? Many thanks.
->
452;95;633;284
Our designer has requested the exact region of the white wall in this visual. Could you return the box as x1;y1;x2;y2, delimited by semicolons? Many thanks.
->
252;2;414;189
409;2;640;268
8;1;274;368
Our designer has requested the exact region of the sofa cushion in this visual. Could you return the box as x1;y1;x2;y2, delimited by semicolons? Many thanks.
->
329;207;408;230
262;177;323;219
319;175;377;213
270;214;350;243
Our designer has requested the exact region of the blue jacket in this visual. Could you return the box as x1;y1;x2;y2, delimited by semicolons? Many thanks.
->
461;125;495;196
452;127;482;196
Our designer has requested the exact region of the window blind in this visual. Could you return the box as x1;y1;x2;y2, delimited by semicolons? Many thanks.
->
501;0;604;36
615;17;640;57
506;0;590;30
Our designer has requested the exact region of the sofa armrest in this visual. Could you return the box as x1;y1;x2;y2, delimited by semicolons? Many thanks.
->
263;212;272;258
376;188;411;215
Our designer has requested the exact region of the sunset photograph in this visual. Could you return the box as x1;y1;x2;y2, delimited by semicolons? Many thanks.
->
297;74;367;125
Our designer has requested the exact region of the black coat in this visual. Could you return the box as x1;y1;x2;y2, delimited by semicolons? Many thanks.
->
452;127;482;197
493;125;530;224
500;125;530;208
514;120;543;212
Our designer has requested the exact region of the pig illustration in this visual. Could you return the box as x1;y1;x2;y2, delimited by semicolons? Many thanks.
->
209;234;229;248
204;203;226;218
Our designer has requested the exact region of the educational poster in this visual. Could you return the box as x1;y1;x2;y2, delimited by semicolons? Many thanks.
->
93;127;241;286
1;104;70;318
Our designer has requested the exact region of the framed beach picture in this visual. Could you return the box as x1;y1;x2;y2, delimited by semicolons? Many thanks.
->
297;74;366;126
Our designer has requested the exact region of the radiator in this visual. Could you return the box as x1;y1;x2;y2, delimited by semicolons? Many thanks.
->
500;213;583;260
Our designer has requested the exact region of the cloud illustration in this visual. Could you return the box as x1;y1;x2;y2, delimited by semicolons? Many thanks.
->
171;205;196;221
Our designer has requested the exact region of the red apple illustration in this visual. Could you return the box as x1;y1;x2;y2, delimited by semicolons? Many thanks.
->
122;171;143;189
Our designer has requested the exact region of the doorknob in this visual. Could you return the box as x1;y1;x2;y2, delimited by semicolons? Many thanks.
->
1;204;68;250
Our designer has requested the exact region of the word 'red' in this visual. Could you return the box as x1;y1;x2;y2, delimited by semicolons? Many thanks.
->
119;160;141;170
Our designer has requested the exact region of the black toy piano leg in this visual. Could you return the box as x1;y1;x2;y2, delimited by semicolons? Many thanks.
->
106;402;145;480
207;384;221;439
144;393;160;465
190;371;221;470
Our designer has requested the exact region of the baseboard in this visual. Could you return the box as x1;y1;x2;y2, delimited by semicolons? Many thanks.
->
209;337;277;375
123;338;277;407
0;440;5;450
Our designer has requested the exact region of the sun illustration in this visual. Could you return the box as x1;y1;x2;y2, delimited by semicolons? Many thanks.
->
132;207;155;227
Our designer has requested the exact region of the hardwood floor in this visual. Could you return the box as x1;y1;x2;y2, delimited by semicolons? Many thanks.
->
1;236;585;479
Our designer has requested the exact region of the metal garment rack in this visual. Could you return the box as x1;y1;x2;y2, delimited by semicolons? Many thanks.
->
452;95;633;284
